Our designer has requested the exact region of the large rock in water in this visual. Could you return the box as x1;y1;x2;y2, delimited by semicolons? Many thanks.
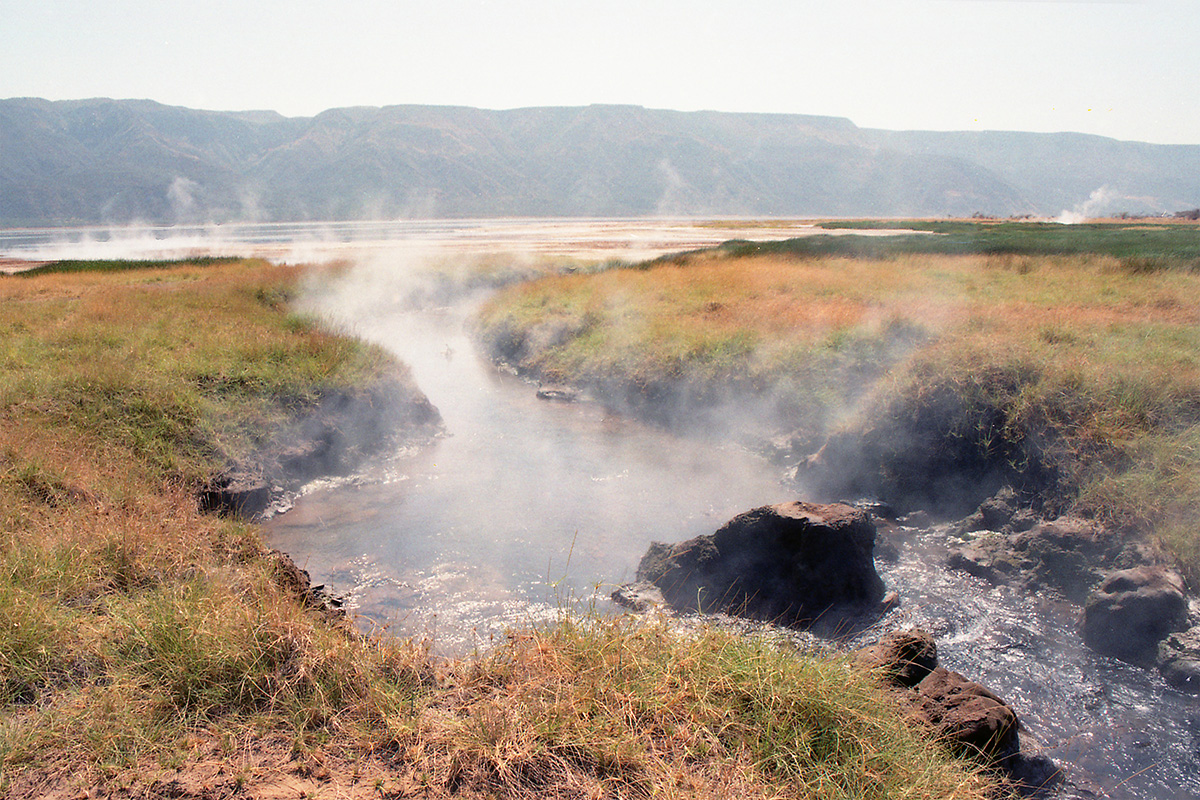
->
855;628;939;687
855;629;1028;770
1081;566;1189;665
910;667;1020;762
636;501;885;624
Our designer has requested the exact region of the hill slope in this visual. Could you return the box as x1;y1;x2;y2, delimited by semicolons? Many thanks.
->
1;97;1197;225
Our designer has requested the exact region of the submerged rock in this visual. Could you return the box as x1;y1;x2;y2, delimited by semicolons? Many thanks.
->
947;511;1138;603
1157;627;1200;693
1081;566;1189;665
535;383;579;402
634;501;886;625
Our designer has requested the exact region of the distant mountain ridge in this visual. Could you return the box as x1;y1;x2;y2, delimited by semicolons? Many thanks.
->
1;97;1197;226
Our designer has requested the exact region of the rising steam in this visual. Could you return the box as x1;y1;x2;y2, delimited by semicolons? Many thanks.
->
1055;185;1120;224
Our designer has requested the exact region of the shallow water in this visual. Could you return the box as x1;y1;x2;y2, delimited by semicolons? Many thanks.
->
267;302;788;649
0;217;818;266
874;529;1200;799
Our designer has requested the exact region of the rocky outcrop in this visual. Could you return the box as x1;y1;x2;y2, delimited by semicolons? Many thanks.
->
943;486;1159;603
909;667;1020;761
200;374;441;518
1081;566;1189;665
953;486;1040;535
633;501;886;625
857;629;1059;794
267;549;345;617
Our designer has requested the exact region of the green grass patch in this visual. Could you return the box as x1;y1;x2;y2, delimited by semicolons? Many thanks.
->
640;219;1200;265
10;256;242;277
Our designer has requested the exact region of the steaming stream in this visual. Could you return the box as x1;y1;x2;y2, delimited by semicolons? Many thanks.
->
267;298;785;648
268;258;1200;800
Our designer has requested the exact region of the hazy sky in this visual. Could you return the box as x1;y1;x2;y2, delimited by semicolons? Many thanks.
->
2;0;1196;144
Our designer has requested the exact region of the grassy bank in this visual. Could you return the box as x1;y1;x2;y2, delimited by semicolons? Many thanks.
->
475;221;1200;581
0;258;998;797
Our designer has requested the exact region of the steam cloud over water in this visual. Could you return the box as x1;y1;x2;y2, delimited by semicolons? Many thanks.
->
280;244;795;648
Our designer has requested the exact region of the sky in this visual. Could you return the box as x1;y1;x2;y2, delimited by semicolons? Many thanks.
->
1;0;1197;145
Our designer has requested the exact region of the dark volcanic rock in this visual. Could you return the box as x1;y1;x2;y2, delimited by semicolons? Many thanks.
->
858;628;1031;773
1157;627;1200;693
1081;566;1189;665
947;514;1136;602
199;471;272;517
267;549;344;615
855;628;938;687
910;666;1020;761
635;501;885;624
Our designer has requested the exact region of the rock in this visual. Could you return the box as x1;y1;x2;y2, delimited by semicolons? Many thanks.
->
197;374;442;519
977;485;1019;531
536;384;578;402
1157;627;1200;693
947;534;1024;585
1010;517;1116;601
946;515;1131;602
610;581;666;612
199;470;272;517
268;549;346;616
851;499;898;520
910;667;1020;761
635;501;885;625
873;533;901;564
856;628;938;687
1081;566;1188;665
860;629;1039;778
1001;750;1064;797
899;509;932;529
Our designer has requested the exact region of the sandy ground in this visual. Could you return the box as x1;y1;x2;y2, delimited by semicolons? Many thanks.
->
0;218;929;267
0;257;47;274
